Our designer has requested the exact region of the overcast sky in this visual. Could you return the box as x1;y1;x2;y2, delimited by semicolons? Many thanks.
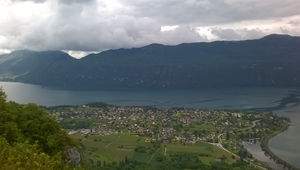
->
1;0;300;58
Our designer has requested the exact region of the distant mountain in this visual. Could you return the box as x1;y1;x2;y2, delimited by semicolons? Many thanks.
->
0;50;74;86
1;34;300;90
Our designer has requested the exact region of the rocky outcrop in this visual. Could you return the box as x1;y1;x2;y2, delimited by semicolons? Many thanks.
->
66;147;81;167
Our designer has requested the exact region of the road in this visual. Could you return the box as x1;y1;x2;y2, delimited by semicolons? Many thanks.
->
209;133;267;170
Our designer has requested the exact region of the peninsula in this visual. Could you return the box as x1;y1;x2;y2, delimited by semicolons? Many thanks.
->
46;103;291;170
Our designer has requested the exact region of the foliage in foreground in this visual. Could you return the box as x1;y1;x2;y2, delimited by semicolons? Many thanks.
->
0;89;77;169
0;137;69;170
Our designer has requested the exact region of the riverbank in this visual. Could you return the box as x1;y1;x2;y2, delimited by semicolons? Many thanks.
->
260;123;298;170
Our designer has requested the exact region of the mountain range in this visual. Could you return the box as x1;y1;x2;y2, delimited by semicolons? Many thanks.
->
1;34;300;90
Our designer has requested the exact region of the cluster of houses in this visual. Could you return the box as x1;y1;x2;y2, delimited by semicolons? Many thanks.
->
48;105;275;144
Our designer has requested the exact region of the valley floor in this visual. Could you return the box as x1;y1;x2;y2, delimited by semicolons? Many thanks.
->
46;103;291;169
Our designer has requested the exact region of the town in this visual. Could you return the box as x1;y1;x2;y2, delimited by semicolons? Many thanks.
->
46;103;289;155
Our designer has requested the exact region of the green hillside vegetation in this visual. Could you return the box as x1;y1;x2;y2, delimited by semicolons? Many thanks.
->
71;133;257;170
0;89;78;169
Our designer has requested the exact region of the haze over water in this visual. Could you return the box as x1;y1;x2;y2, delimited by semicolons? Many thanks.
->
1;81;299;168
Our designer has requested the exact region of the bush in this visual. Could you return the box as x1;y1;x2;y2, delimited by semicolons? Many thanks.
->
0;89;78;169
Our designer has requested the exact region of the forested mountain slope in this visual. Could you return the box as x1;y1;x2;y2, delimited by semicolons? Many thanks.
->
1;34;300;89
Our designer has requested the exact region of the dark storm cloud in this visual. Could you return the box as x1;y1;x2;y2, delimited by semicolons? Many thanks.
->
14;0;46;3
15;0;93;3
210;27;265;40
59;0;96;5
1;0;300;55
124;0;300;25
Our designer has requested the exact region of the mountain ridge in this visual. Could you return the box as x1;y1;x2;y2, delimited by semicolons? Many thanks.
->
1;34;300;90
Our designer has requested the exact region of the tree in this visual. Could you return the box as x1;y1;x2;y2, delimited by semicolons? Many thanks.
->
0;87;6;104
0;137;70;170
226;131;230;140
0;89;79;169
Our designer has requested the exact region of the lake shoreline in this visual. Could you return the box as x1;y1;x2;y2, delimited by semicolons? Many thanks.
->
1;81;299;168
261;123;298;170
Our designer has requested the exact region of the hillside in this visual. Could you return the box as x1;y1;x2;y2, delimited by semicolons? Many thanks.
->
1;34;300;89
0;89;80;169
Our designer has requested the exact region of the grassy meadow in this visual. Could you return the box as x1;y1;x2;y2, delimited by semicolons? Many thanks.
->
71;133;236;169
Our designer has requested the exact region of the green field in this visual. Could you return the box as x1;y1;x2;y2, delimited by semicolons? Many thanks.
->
165;142;235;165
71;133;236;169
72;133;150;164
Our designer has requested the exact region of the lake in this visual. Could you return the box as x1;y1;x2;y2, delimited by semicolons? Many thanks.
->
242;141;285;170
0;81;299;168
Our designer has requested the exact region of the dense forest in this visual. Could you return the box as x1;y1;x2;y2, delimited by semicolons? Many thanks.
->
0;89;78;169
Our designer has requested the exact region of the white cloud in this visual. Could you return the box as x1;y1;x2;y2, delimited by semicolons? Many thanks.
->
161;25;179;32
65;50;97;59
0;0;300;54
0;49;11;55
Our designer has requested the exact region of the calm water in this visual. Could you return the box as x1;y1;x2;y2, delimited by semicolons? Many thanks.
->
0;82;299;168
242;142;285;170
269;106;300;168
